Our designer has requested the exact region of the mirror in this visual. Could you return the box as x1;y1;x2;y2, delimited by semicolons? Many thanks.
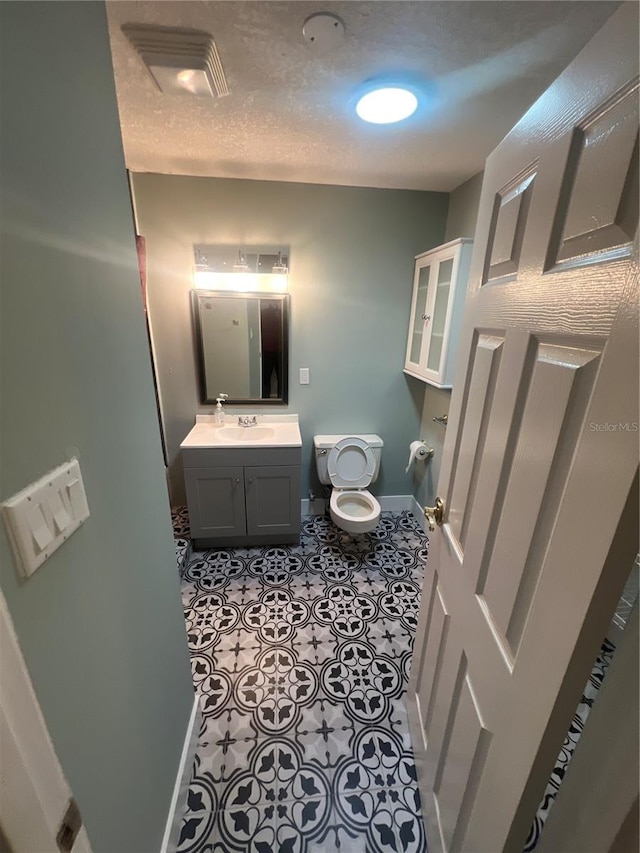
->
192;290;289;404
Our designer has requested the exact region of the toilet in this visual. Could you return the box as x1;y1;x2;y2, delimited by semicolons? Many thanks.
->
313;434;383;534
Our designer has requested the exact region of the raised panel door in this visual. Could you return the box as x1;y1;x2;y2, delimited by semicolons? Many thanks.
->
244;466;301;537
184;466;246;539
407;7;639;852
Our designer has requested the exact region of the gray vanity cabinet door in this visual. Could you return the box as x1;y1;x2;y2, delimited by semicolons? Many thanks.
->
184;466;246;539
244;466;301;537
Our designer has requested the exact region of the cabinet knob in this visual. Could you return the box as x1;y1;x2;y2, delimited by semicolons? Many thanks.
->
422;314;431;321
248;478;253;483
235;478;240;484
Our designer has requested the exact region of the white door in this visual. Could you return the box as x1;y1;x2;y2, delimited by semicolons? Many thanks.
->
407;5;639;853
0;590;92;853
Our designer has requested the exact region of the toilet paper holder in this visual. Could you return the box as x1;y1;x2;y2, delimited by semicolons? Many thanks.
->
405;441;434;474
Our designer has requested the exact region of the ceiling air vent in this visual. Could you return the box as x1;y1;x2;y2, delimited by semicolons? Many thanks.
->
122;24;229;98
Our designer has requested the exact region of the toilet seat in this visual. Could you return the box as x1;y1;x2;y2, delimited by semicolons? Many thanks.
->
326;438;380;534
327;437;376;490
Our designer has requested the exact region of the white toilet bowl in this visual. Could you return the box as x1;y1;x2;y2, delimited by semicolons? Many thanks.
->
314;434;384;535
329;488;381;534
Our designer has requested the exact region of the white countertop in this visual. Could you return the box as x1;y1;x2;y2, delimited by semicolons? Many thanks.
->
180;414;302;449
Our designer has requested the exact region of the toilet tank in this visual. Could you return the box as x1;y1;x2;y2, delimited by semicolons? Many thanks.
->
313;434;383;485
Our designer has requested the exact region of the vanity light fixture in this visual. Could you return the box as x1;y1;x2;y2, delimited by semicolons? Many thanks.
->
193;246;289;293
122;24;229;98
193;272;289;293
271;252;289;275
355;83;419;124
232;251;251;273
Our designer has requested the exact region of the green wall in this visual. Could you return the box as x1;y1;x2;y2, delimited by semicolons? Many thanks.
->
444;171;485;244
132;174;449;505
0;4;194;850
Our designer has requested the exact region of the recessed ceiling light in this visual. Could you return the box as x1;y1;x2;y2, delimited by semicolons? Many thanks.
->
355;86;419;124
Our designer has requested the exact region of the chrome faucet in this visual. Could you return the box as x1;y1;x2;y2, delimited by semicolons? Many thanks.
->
238;415;258;428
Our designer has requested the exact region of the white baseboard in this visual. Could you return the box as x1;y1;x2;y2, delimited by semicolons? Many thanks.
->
301;497;326;516
161;694;201;853
410;495;430;535
379;494;414;512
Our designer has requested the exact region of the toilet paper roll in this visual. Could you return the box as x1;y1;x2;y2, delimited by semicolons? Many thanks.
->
405;440;430;473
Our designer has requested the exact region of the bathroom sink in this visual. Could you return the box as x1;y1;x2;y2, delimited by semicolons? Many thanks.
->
216;426;275;442
180;415;302;450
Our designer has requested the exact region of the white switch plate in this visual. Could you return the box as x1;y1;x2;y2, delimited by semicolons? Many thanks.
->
299;368;310;385
1;458;90;578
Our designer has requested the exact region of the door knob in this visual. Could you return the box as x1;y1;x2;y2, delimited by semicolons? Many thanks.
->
424;497;444;531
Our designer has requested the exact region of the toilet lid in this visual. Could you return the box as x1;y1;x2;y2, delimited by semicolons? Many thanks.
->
327;437;376;489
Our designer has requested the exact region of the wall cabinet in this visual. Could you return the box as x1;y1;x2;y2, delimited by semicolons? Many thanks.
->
183;446;301;547
404;238;473;388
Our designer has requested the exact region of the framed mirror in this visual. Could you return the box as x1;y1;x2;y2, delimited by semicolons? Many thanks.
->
192;290;289;404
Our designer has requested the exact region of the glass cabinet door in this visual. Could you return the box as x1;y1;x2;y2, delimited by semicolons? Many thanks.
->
408;263;432;366
403;238;472;388
426;257;454;373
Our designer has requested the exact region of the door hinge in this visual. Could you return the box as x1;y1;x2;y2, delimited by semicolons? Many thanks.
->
56;798;82;853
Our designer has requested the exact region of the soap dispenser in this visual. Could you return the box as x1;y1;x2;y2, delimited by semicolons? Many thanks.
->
214;393;228;425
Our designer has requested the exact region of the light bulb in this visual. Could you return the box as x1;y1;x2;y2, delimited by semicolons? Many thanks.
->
355;87;418;124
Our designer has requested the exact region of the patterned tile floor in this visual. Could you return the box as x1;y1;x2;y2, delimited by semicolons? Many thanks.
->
171;507;617;853
523;636;615;851
176;537;190;574
175;510;430;853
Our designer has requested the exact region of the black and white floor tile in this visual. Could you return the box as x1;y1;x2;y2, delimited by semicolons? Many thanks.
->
523;636;616;852
172;508;617;853
175;511;430;853
172;506;192;578
172;505;191;539
175;538;190;576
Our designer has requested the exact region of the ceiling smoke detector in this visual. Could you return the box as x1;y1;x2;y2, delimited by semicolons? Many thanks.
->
302;12;345;49
122;24;229;97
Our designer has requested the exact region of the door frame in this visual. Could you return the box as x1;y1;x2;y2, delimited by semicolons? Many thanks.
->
0;588;92;852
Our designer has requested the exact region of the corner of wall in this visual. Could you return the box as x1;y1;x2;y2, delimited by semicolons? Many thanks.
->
444;171;485;243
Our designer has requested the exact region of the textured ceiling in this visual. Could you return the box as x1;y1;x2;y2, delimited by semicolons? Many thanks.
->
106;1;618;191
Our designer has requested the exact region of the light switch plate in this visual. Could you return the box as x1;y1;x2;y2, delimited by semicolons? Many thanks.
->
299;368;310;385
1;458;90;578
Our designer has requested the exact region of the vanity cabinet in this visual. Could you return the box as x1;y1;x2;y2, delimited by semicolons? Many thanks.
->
404;238;473;388
182;446;301;547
